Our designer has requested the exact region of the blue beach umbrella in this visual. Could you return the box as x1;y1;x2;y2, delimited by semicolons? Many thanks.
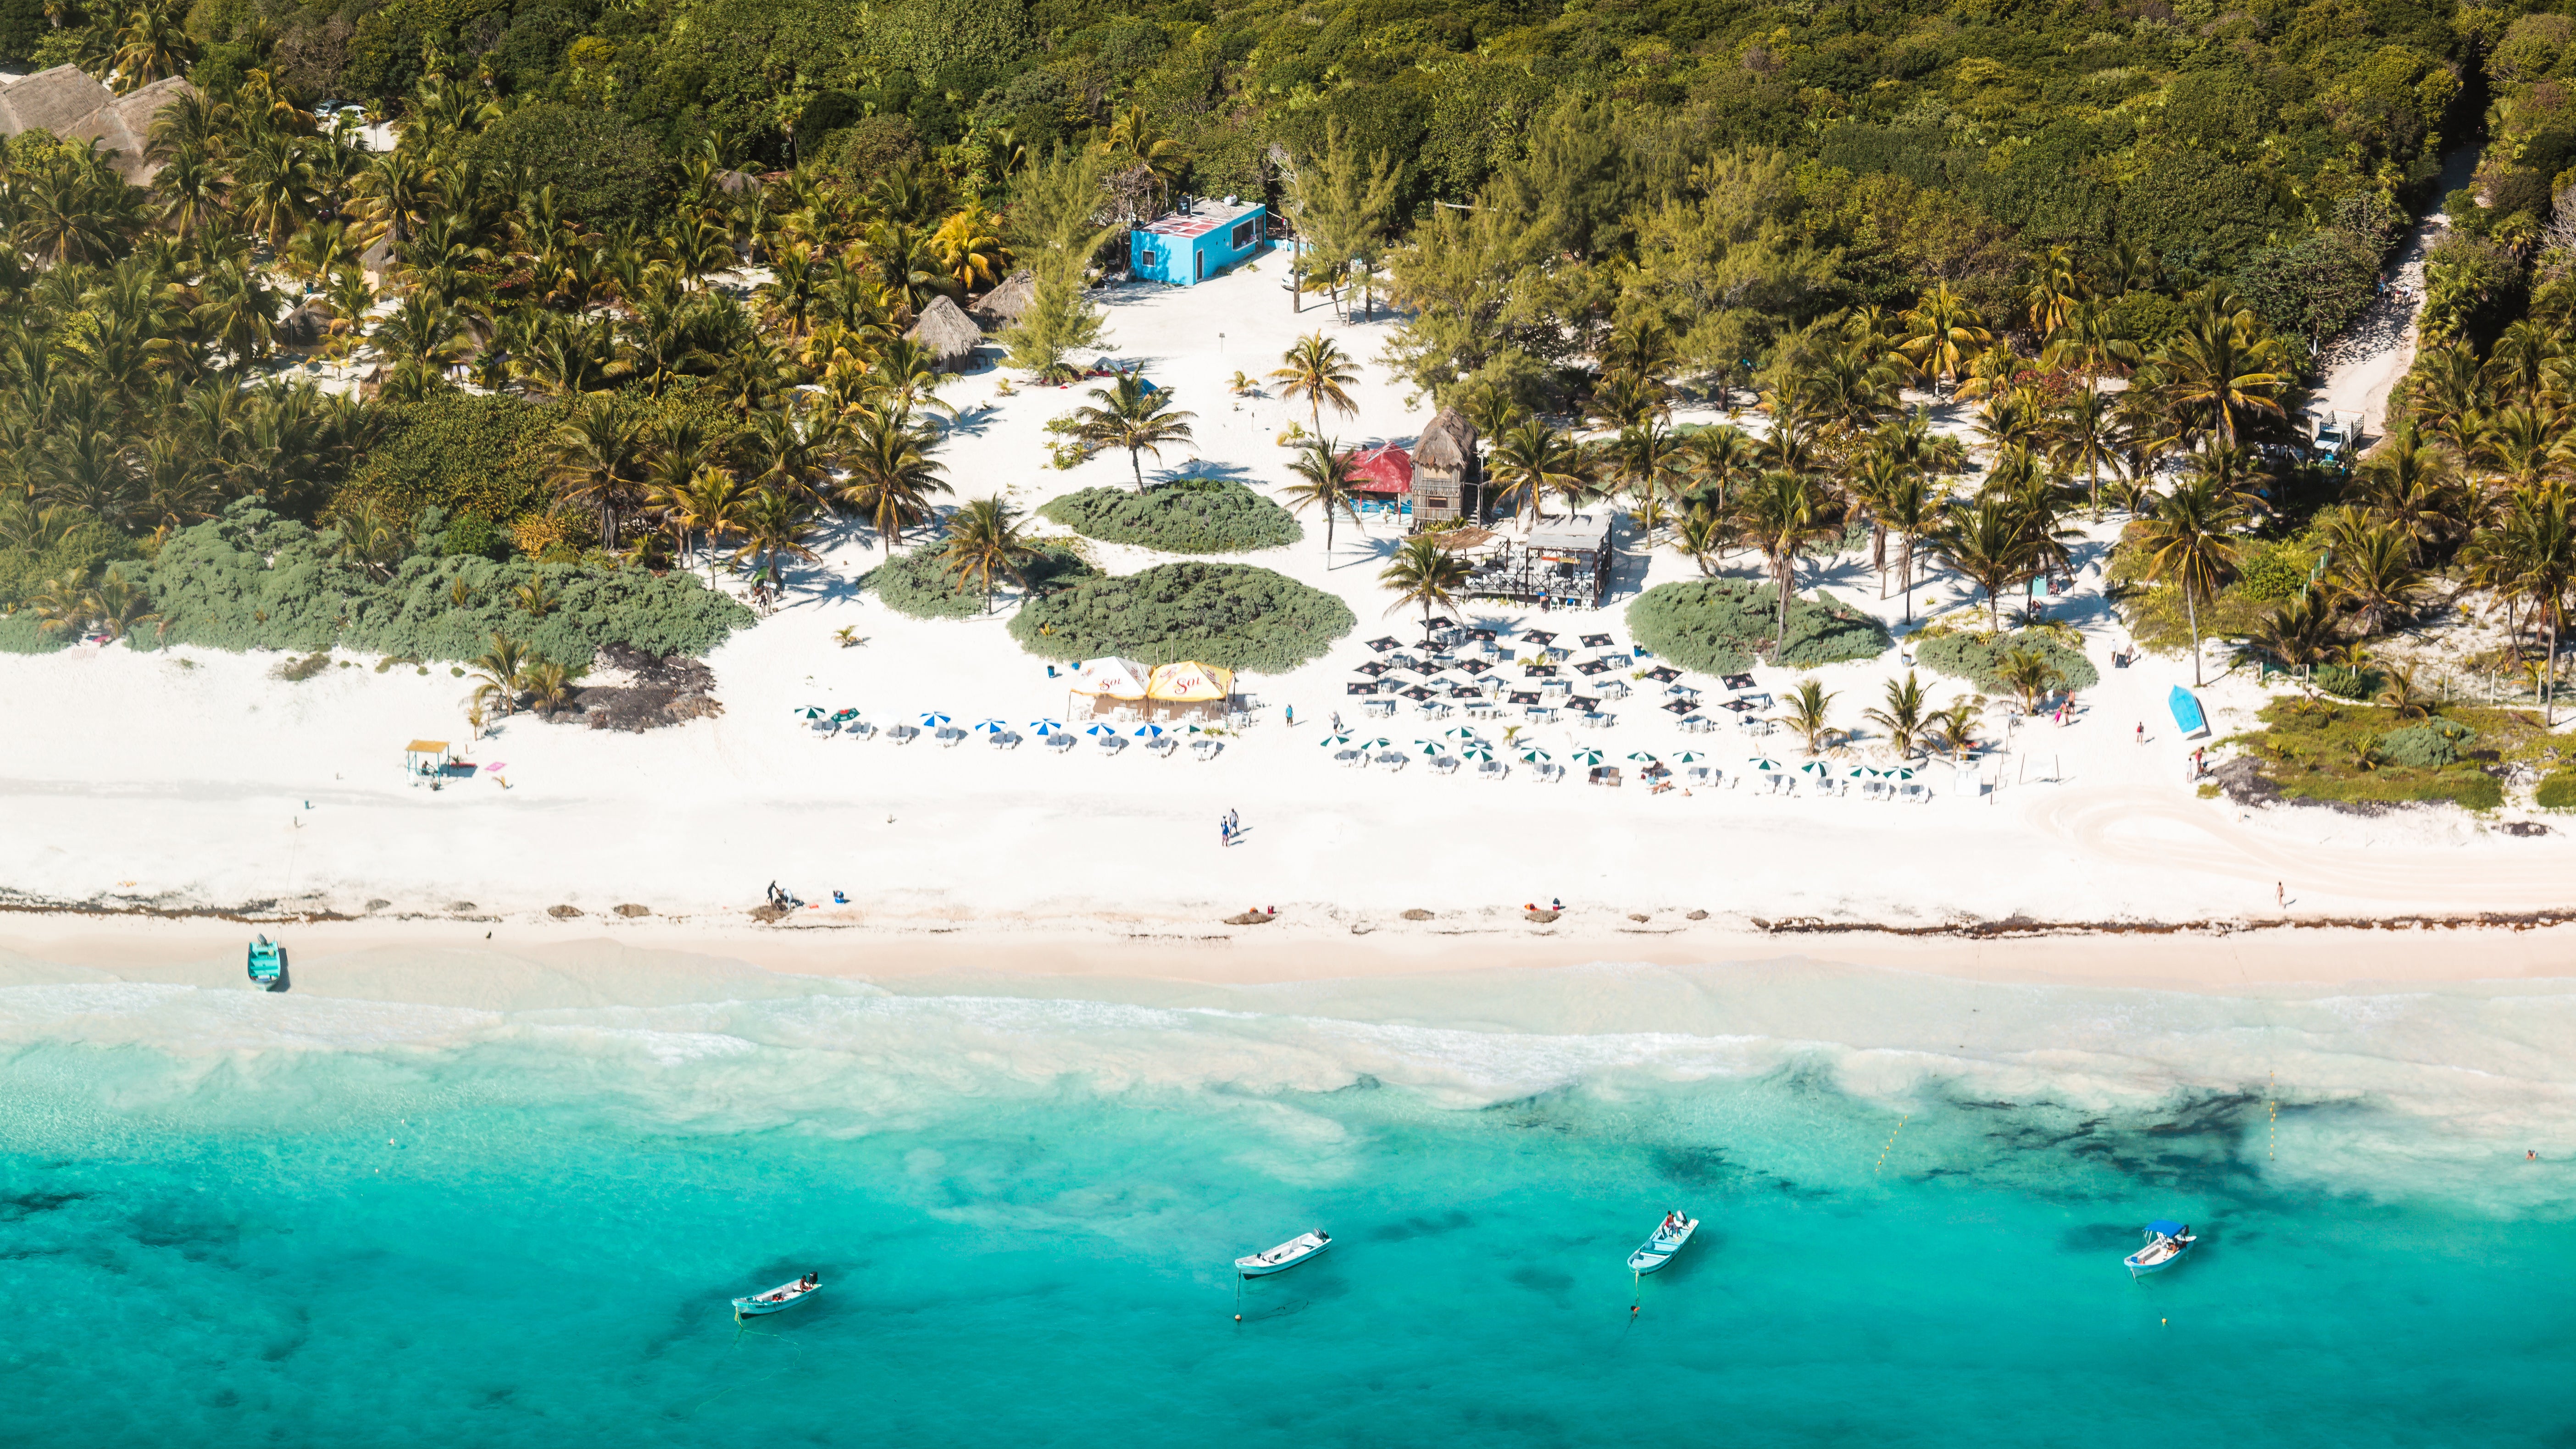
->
1133;723;1168;740
1084;723;1121;737
973;718;1009;735
918;712;954;728
1029;719;1066;736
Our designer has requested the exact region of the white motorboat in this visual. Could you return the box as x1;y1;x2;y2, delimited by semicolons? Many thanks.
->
1235;1230;1331;1277
1627;1213;1698;1273
2123;1221;2197;1278
732;1272;820;1317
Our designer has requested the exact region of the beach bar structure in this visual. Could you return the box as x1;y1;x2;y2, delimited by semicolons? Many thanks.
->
1130;200;1270;286
1412;408;1479;525
1066;656;1239;723
404;739;452;780
1460;512;1616;608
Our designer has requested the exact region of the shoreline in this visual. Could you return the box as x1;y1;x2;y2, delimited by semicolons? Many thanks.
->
10;904;2576;996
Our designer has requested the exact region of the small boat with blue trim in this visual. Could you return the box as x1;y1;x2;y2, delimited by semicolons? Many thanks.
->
246;935;285;990
1235;1230;1330;1277
732;1272;820;1318
2124;1221;2196;1278
1627;1211;1698;1273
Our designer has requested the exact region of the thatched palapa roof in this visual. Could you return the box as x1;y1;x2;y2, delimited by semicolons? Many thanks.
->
970;269;1036;329
0;68;198;183
1417;407;1478;474
906;294;983;370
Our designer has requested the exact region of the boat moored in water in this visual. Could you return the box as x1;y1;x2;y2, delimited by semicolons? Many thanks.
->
732;1272;820;1317
2124;1221;2197;1278
1627;1212;1698;1273
1235;1230;1330;1277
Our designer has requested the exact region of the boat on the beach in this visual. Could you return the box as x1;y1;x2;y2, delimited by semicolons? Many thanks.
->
1627;1213;1697;1273
2123;1221;2196;1278
245;935;285;990
1235;1230;1330;1277
732;1273;820;1317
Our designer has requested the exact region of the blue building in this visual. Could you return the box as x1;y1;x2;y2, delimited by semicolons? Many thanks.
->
1130;200;1269;286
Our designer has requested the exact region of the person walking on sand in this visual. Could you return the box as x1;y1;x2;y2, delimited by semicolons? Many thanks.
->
2277;882;2285;910
2135;722;2145;745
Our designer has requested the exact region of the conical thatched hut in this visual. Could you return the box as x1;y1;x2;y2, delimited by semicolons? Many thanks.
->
1414;408;1480;525
275;301;331;352
906;294;983;371
970;269;1036;330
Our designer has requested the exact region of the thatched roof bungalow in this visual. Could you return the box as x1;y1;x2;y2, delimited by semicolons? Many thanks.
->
905;294;983;371
0;67;196;183
970;269;1035;330
1413;407;1480;525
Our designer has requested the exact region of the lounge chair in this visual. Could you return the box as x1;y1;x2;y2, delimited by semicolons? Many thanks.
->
1334;749;1364;767
1045;733;1074;753
1477;759;1509;781
888;724;920;744
1191;738;1222;761
1375;751;1408;771
1581;711;1616;730
1431;755;1460;776
847;722;877;741
936;727;967;747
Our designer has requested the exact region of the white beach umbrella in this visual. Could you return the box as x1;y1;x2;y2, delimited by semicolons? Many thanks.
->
1798;760;1832;776
1317;732;1353;748
1626;751;1659;764
973;718;1009;735
1412;739;1447;755
1028;719;1066;736
1570;746;1605;766
1673;750;1703;763
918;711;953;728
1746;757;1782;772
1519;746;1553;763
1363;737;1392;750
1441;726;1480;740
792;705;827;719
1133;723;1167;739
1084;723;1121;737
1460;744;1496;761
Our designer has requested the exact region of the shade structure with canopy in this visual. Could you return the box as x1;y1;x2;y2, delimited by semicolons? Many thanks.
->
1066;657;1151;720
1143;660;1237;724
404;739;452;780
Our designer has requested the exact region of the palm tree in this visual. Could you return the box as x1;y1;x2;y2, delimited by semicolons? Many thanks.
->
666;466;751;583
1071;374;1196;491
2049;388;2121;517
730;487;822;594
1281;439;1363;557
1773;678;1840;755
2250;590;2340;704
1733;470;1839;646
1486;416;1587;528
2158;315;2287;449
2324;518;2429;639
1932;698;1984;758
938;495;1042;613
471;633;531;718
545;395;644;546
1932;494;2038;633
1861;672;1930;758
1674;511;1728;575
1378;534;1470;639
1997;645;2065;713
1898;283;1989;391
112;0;195;89
517;657;590;716
2467;486;2576;720
2131;476;2248;686
88;564;159;642
835;399;951;546
1271;333;1358;435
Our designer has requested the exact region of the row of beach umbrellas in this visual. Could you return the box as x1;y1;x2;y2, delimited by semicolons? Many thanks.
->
798;707;1215;742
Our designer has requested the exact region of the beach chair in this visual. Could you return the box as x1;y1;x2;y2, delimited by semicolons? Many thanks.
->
1096;735;1125;755
1045;733;1074;753
1478;760;1509;781
1431;755;1460;776
986;730;1012;749
847;722;877;741
1599;680;1630;700
888;724;920;744
1191;738;1222;761
1147;737;1177;758
1364;700;1396;718
1375;751;1408;771
1684;765;1712;787
1334;749;1363;768
1581;711;1616;730
936;727;967;747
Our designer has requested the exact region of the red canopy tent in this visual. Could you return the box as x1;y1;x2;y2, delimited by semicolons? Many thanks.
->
1344;444;1414;495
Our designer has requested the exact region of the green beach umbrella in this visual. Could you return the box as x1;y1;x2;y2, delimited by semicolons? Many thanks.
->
1570;746;1605;766
1519;746;1553;763
1317;733;1352;748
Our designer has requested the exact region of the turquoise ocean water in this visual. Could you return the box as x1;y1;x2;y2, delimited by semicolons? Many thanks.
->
4;956;2574;1446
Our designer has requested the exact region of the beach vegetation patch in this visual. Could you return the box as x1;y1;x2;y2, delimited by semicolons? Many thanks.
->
140;502;751;662
2220;699;2537;813
1625;579;1891;675
1008;561;1355;672
1038;479;1302;553
1913;627;2099;694
2536;772;2576;810
336;392;556;530
866;539;1095;619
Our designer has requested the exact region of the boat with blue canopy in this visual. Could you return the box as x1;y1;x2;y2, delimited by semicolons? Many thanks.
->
2123;1220;2196;1278
1627;1212;1698;1274
246;935;285;990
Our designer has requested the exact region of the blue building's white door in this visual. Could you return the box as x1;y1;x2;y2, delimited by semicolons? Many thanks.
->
1195;248;1205;282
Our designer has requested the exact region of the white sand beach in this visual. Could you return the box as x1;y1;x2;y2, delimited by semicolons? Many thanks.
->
6;261;2576;984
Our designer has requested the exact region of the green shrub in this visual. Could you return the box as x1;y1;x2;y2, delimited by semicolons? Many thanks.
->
0;503;140;610
462;103;672;232
868;541;1095;619
2378;721;2471;769
1037;479;1303;553
1625;578;1892;676
0;608;66;654
1916;629;2100;694
1008;561;1355;673
2536;772;2576;810
338;392;555;529
2313;662;2383;700
141;502;752;661
2236;544;2315;602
